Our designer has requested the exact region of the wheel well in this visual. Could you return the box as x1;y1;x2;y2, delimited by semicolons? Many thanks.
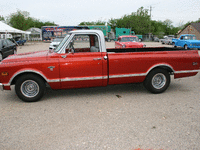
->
11;72;47;85
148;66;174;75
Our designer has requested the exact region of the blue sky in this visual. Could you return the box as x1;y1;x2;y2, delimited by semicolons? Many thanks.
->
0;0;200;27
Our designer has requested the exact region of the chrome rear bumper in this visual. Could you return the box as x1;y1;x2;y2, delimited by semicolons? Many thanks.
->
0;83;3;91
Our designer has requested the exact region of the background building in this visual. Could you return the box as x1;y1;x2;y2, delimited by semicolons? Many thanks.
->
178;23;200;40
26;28;42;41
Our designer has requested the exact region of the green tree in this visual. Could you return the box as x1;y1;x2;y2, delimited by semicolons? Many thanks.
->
0;16;5;21
79;20;106;26
7;10;56;31
108;7;151;34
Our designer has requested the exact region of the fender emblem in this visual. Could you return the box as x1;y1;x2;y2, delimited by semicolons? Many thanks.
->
48;66;55;71
193;62;198;66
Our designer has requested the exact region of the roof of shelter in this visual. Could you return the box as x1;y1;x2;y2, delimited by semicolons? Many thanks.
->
0;21;30;34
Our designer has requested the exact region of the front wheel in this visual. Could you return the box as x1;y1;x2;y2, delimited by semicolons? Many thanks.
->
143;69;170;94
15;74;46;102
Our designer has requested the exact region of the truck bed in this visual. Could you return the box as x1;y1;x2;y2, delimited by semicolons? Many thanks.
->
107;47;185;53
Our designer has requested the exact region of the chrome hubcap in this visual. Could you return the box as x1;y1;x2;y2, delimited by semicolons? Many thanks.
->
152;73;166;89
21;80;39;98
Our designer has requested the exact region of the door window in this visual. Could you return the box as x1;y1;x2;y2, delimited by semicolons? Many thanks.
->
3;40;7;47
66;34;100;53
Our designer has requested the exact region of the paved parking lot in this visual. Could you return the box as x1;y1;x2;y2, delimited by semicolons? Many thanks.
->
0;42;200;150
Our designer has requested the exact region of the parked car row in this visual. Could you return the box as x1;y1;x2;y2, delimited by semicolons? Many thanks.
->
0;39;17;61
49;37;64;50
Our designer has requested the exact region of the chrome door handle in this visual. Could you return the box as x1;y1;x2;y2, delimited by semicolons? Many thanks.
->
104;56;107;60
93;58;102;60
61;55;67;58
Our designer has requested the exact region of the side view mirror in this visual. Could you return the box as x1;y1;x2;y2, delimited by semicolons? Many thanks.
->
68;41;75;54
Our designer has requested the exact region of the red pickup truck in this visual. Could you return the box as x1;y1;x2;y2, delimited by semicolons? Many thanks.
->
0;30;200;102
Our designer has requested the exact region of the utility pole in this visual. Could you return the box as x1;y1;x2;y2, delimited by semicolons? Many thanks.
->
149;6;152;41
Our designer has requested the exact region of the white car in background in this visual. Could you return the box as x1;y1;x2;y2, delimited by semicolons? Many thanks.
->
49;37;64;50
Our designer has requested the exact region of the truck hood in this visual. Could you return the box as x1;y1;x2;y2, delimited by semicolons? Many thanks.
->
121;42;145;47
1;50;49;63
187;40;200;43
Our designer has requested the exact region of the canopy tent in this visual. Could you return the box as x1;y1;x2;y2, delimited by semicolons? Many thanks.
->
0;21;30;34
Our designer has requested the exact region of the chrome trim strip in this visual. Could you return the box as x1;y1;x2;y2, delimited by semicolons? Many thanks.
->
61;76;104;82
174;70;199;74
47;79;60;83
7;68;199;85
109;73;146;78
102;76;108;79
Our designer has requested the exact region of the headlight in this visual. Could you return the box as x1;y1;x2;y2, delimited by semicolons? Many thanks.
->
122;44;126;48
143;45;146;47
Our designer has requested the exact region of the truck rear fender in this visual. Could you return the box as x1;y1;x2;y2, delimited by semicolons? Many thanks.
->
146;64;175;76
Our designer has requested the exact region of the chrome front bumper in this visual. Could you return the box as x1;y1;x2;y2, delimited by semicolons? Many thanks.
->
0;83;3;91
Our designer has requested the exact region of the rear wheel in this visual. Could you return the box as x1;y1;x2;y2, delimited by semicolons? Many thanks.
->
15;74;46;102
184;44;188;50
144;69;170;94
172;42;177;48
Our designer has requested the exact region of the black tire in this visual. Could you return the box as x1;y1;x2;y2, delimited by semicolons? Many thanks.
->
143;69;170;94
15;74;46;102
184;44;188;50
172;42;177;48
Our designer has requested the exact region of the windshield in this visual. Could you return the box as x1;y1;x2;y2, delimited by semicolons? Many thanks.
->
53;38;63;42
54;34;70;53
120;37;138;42
184;35;197;40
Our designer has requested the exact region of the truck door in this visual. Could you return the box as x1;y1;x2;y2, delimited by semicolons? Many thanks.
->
178;36;185;46
1;39;10;57
59;34;104;89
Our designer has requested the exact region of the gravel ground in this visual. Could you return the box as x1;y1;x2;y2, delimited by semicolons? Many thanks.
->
0;42;199;150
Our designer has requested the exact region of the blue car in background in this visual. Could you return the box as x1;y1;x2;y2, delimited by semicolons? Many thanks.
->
172;34;200;50
13;37;26;46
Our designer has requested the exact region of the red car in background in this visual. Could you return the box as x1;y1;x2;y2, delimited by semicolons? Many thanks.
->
115;35;146;48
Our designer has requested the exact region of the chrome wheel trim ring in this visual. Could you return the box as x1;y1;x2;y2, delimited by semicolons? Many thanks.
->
152;73;166;89
21;80;39;98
